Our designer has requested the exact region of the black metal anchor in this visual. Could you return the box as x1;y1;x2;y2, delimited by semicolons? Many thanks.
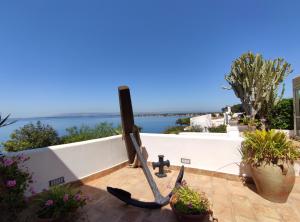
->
152;155;170;178
107;86;184;209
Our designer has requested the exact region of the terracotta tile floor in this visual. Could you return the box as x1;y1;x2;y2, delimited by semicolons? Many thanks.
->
79;167;300;222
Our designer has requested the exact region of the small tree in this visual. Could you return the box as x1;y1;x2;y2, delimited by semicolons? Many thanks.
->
3;121;60;152
269;98;293;130
225;52;292;124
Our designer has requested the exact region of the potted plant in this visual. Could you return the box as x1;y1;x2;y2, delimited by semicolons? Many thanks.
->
170;180;217;222
241;130;300;202
36;185;88;221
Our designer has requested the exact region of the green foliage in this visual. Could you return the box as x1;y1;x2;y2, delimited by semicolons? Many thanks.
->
163;126;185;134
0;114;16;128
3;121;60;152
61;122;119;144
114;124;142;135
269;98;293;130
36;185;87;219
0;154;33;214
225;52;292;120
241;130;300;165
222;104;244;113
171;180;210;215
239;116;261;128
208;124;227;133
164;124;227;134
176;118;190;126
239;116;250;125
188;126;203;132
231;104;244;113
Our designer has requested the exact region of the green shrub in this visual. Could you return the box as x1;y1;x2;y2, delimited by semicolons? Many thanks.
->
114;124;142;135
208;124;227;133
241;130;300;165
176;118;190;126
3;121;60;152
188;126;203;132
36;185;87;219
0;154;33;214
171;180;211;215
238;116;261;129
268;98;293;130
61;122;119;144
239;116;251;125
231;104;244;113
163;126;185;134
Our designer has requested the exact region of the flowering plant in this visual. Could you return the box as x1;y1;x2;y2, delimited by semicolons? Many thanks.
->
37;185;88;219
171;180;211;215
0;154;33;211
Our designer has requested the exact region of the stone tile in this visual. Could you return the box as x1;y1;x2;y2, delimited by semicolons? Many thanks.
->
253;216;281;222
212;205;234;222
252;204;281;220
75;167;300;222
277;205;299;221
235;216;256;222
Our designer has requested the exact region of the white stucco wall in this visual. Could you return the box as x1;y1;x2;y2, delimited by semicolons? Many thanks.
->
190;114;225;128
6;135;128;194
141;133;244;176
141;133;300;177
4;133;299;196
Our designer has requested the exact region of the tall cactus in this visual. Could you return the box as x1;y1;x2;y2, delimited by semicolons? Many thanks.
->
225;52;292;121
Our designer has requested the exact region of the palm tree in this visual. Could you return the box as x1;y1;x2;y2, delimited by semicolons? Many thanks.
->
0;114;16;128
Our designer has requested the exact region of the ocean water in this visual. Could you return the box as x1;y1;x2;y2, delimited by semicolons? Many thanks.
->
0;115;181;145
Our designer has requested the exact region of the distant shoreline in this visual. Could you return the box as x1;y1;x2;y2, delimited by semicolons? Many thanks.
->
11;112;216;120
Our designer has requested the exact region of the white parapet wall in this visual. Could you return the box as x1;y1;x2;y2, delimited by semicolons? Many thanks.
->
141;133;300;177
5;135;128;194
141;133;244;176
4;133;300;196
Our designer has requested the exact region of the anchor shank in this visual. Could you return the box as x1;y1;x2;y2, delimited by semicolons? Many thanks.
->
130;133;166;204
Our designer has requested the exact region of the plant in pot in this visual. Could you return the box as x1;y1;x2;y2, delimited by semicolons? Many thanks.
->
241;130;300;202
36;185;88;221
170;180;217;222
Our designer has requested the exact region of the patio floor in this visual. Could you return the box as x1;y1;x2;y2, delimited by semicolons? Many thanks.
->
78;166;300;222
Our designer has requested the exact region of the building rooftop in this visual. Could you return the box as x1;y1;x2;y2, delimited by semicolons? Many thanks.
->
78;166;300;222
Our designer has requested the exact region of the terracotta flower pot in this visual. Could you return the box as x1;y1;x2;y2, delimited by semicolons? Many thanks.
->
250;161;295;203
170;197;217;222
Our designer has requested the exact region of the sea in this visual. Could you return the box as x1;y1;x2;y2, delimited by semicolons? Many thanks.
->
0;115;182;149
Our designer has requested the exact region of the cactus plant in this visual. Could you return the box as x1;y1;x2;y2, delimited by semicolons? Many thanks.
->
225;52;292;123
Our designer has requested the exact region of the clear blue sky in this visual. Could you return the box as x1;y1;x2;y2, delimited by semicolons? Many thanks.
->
1;0;300;117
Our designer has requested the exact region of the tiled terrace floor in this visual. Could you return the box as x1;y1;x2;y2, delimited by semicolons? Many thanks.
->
79;167;300;222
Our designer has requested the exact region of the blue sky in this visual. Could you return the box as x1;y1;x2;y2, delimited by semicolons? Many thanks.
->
1;0;300;117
